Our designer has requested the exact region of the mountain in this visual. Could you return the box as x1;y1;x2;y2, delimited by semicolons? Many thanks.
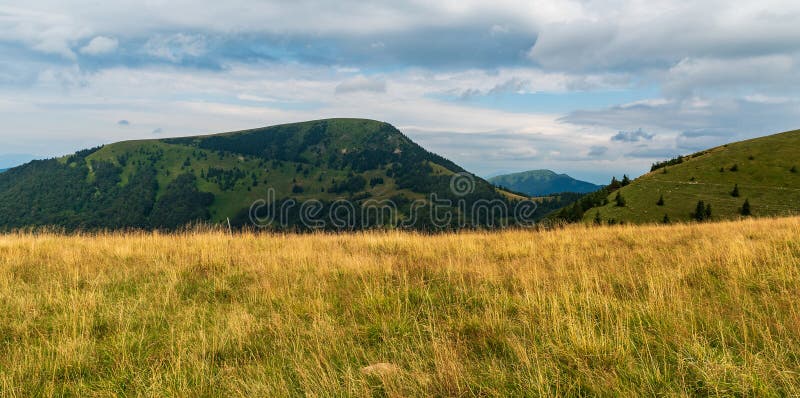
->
489;169;602;196
583;128;800;224
0;118;525;231
0;169;6;173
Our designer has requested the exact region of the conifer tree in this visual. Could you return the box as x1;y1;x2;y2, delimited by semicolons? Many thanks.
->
609;177;621;191
693;200;706;221
621;175;631;186
731;184;740;197
741;199;751;216
593;211;602;225
705;203;712;220
656;194;665;206
662;214;670;224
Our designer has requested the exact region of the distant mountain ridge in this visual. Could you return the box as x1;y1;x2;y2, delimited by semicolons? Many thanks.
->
0;118;525;231
489;169;602;196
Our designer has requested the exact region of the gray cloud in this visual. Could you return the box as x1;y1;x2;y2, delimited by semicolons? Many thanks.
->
152;127;164;134
587;146;608;157
562;97;800;138
611;129;654;143
117;119;130;126
0;2;540;70
528;3;800;74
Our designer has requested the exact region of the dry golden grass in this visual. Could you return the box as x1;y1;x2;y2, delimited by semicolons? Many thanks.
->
1;217;800;396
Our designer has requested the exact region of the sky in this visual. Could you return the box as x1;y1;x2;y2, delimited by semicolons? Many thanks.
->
1;1;800;183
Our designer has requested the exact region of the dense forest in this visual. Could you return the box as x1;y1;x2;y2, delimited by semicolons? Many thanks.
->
0;119;542;231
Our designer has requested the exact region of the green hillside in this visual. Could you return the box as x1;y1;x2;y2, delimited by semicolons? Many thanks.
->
0;119;525;231
585;129;800;224
489;169;601;196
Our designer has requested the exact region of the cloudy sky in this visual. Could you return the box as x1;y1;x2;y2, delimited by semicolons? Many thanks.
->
2;1;800;182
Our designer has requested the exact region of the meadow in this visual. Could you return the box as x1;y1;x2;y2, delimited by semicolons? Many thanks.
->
586;129;800;224
1;217;799;396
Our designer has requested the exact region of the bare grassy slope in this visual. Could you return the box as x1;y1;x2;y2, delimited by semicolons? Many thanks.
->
1;218;800;396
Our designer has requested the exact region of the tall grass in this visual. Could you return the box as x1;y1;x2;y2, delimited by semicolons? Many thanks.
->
1;217;799;396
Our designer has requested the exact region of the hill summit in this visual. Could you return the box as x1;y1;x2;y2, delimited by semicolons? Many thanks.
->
0;119;524;231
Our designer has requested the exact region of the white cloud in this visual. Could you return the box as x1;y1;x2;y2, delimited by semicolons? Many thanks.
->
662;55;800;98
0;6;82;59
237;94;278;103
80;36;118;55
335;76;387;94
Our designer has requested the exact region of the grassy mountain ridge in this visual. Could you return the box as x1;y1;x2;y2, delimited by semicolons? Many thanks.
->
489;169;602;196
586;128;800;224
0;118;521;230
